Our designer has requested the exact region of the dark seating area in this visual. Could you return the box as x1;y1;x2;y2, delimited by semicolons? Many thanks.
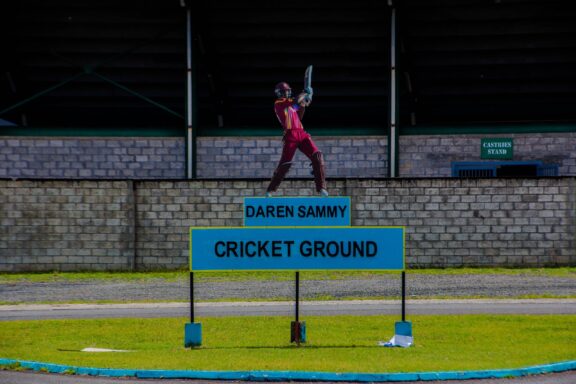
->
1;0;575;134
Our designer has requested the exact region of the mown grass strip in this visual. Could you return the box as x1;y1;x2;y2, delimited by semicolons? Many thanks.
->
1;315;574;373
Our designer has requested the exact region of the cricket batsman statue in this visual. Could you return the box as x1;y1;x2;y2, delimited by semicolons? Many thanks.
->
266;65;329;197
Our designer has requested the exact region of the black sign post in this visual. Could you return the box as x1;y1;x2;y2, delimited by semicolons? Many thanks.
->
190;271;195;323
184;271;202;347
291;271;306;346
401;271;406;322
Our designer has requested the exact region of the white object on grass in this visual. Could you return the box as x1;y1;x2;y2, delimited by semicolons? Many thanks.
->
81;348;132;353
378;334;413;348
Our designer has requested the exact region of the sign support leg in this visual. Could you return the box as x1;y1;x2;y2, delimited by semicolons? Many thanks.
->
291;271;306;345
392;270;412;347
401;271;406;322
184;271;202;347
295;271;300;323
190;271;195;323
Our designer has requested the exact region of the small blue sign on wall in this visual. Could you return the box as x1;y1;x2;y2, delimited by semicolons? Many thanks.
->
190;227;405;271
244;197;351;227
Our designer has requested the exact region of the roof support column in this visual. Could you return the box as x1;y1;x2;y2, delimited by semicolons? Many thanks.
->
388;1;399;178
184;0;196;179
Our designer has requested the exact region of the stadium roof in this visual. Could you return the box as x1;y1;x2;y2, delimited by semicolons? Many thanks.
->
1;0;575;135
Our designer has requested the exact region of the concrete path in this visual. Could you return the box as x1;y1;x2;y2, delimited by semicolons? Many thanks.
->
1;299;575;320
1;273;574;304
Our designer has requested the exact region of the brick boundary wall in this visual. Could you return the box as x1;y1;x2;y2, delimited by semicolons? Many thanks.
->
1;177;574;272
0;137;186;179
1;133;575;179
400;132;576;177
196;136;388;178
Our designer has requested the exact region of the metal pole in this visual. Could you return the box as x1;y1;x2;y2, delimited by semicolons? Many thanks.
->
186;5;194;179
295;271;300;322
401;271;406;322
389;4;398;178
190;271;195;323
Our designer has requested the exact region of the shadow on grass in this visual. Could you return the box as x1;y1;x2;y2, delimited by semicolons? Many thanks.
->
195;345;382;350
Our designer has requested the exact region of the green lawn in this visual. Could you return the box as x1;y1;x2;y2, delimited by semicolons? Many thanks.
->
1;315;574;373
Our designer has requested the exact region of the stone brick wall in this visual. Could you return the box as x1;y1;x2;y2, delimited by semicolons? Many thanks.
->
196;136;388;178
1;178;574;271
0;180;136;271
198;132;576;178
351;178;575;267
400;132;576;177
2;133;575;180
0;137;186;179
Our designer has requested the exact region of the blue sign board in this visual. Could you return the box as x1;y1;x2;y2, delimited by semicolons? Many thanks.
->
244;197;351;227
190;227;405;271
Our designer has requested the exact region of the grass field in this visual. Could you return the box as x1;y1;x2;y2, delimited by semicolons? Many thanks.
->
1;315;575;373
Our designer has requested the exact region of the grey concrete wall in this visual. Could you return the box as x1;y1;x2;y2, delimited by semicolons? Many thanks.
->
1;178;574;272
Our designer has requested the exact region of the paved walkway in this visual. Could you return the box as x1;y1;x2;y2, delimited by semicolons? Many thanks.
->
2;299;576;321
1;273;574;303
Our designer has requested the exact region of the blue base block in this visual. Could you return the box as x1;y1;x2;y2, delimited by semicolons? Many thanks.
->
395;321;412;337
184;323;202;347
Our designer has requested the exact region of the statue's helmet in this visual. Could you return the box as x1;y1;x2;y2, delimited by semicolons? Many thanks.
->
274;82;292;98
